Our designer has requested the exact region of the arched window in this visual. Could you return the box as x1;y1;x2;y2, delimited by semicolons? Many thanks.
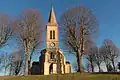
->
53;30;55;39
50;30;52;39
50;30;55;39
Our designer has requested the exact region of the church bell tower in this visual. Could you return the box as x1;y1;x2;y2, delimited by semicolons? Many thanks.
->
39;7;72;75
46;7;58;52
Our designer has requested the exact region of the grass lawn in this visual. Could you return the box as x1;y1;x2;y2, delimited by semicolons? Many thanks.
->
0;72;120;80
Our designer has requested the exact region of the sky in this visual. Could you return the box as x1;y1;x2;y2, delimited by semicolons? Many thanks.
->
0;0;120;75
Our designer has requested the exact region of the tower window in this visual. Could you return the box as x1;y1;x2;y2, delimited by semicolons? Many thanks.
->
53;30;55;39
50;52;54;59
50;30;52;39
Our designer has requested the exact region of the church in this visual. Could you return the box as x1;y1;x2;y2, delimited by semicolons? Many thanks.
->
31;7;72;75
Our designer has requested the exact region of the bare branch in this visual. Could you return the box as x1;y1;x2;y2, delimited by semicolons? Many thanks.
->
100;39;119;71
13;9;43;75
59;6;98;72
0;14;13;47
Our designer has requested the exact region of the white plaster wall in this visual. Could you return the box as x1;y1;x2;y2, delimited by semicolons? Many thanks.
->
44;62;50;75
65;64;71;73
53;64;57;74
45;52;49;62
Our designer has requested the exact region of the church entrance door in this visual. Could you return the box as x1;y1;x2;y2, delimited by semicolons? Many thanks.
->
49;63;53;74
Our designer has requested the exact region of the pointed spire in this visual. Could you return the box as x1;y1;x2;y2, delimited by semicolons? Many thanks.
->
48;6;57;24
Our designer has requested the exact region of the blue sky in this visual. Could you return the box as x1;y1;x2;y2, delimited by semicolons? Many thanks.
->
0;0;120;75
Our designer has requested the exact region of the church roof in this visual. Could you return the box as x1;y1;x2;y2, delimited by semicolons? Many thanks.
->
41;49;47;53
48;6;57;24
66;61;71;64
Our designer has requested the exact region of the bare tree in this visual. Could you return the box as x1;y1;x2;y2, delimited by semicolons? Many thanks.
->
8;49;25;76
72;61;78;72
85;39;103;72
85;61;91;72
101;39;119;72
94;47;103;72
13;9;43;75
59;6;98;72
84;39;96;72
0;14;13;75
99;45;110;72
0;52;9;75
0;14;12;47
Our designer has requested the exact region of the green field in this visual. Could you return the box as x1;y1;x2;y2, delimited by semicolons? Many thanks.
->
1;73;120;80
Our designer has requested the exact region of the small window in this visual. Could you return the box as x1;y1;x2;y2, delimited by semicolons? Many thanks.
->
50;30;52;39
53;30;55;39
50;52;54;59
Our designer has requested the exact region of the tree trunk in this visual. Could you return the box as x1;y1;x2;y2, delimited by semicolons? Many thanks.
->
104;59;109;72
76;50;83;72
9;64;12;76
76;51;80;72
112;60;115;71
89;56;94;72
28;53;32;75
25;54;28;76
77;25;84;72
79;54;83;72
28;48;35;74
24;39;30;76
91;62;94;72
98;63;101;72
78;25;84;72
105;62;109;72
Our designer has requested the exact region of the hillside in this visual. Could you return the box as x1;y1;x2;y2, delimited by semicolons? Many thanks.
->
1;73;120;80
